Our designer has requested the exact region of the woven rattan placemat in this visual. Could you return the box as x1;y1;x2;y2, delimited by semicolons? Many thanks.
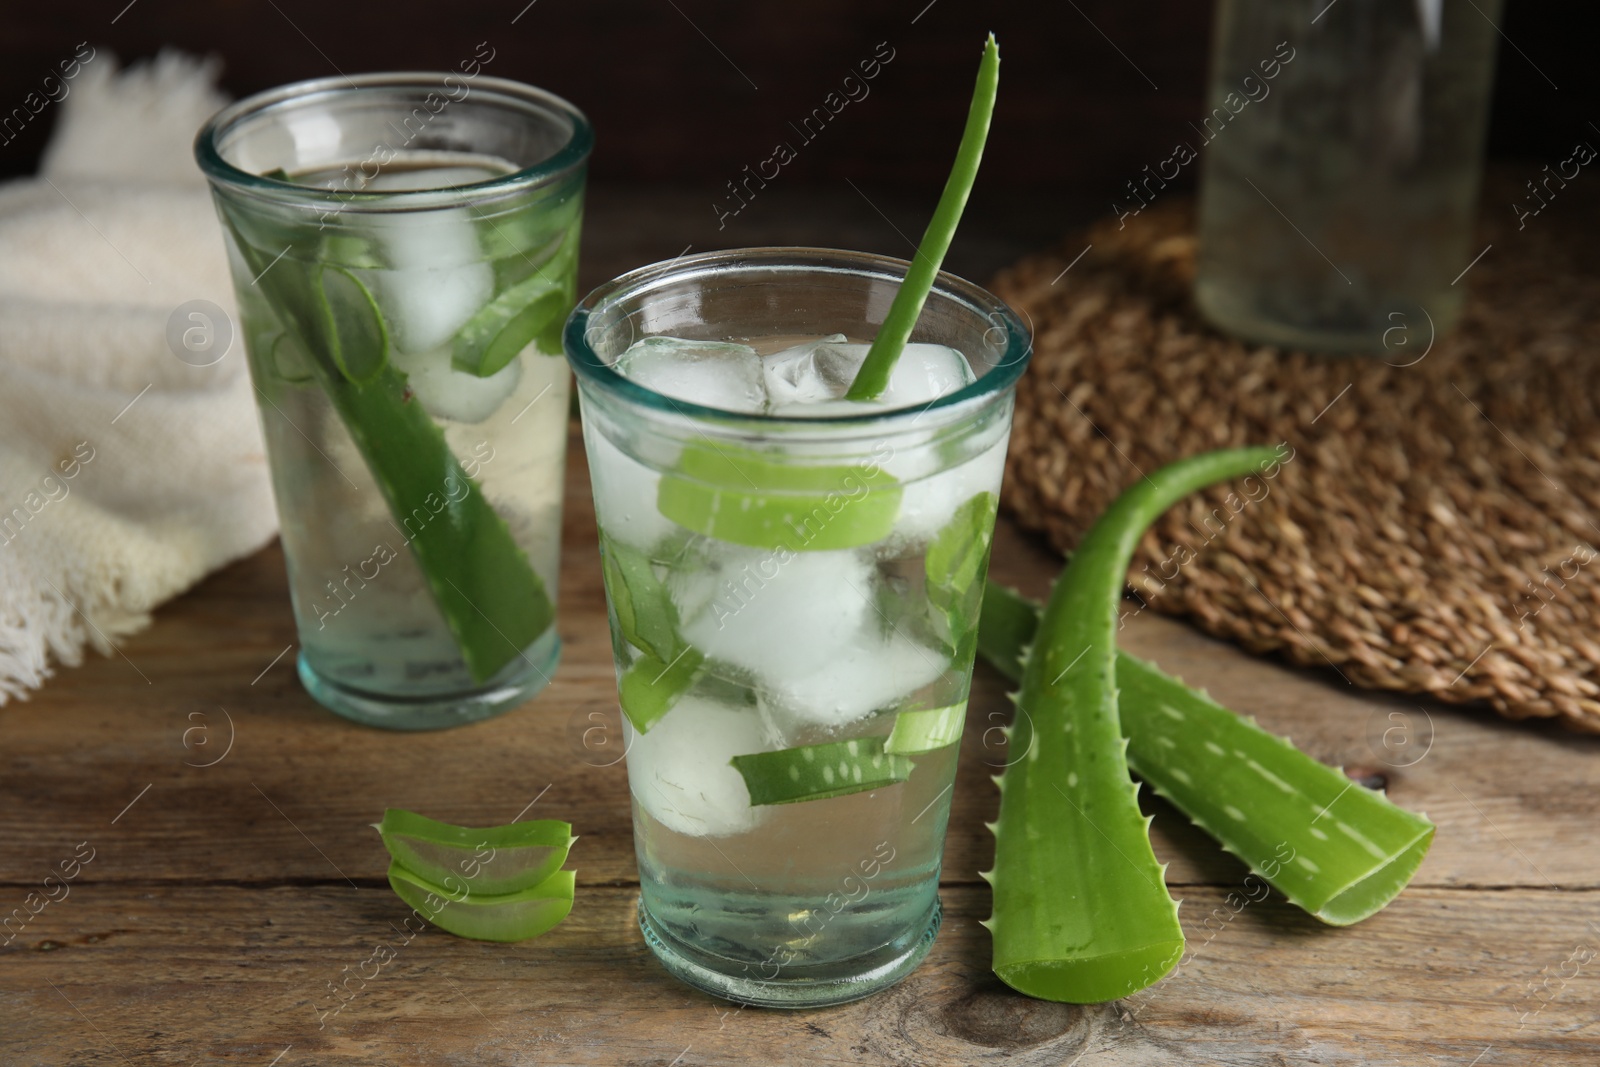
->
991;195;1600;732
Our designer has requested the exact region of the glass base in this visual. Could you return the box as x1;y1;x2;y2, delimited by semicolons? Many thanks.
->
1195;280;1462;357
296;631;560;730
637;895;941;1009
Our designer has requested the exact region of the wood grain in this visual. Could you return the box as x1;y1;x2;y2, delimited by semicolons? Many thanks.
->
3;430;1599;1064
3;884;1596;1067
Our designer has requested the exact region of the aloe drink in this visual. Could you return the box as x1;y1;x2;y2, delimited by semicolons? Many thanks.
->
198;75;590;729
568;249;1030;1007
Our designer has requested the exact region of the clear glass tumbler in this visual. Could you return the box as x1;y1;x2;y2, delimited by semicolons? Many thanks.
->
566;248;1031;1007
1195;0;1502;353
196;74;590;729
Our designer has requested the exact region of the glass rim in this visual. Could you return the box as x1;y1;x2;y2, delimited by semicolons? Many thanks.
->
193;71;593;209
563;246;1034;428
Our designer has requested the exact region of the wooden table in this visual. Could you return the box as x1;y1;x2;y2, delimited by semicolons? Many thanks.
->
3;426;1598;1066
4;189;1599;1063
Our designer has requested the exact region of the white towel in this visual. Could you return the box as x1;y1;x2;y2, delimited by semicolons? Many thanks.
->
0;51;277;702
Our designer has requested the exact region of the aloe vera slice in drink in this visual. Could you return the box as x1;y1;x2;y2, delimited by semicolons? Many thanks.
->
225;220;554;682
318;265;389;384
388;863;575;943
731;737;912;806
374;809;575;897
656;440;901;552
453;281;568;377
986;447;1279;1003
885;702;967;755
270;332;316;384
978;581;1436;926
618;647;705;734
846;34;999;400
926;491;998;657
598;531;705;732
601;536;680;662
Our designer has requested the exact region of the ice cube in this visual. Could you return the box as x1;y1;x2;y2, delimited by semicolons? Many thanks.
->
362;210;494;355
761;627;949;730
615;336;766;414
677;547;875;679
585;429;676;550
390;344;522;424
625;693;777;837
820;341;975;408
892;433;1010;543
673;545;947;730
760;333;847;407
763;342;974;416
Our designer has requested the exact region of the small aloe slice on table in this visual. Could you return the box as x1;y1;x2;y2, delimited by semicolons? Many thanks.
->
388;864;576;943
985;447;1280;1003
979;581;1436;926
376;810;578;942
374;809;576;897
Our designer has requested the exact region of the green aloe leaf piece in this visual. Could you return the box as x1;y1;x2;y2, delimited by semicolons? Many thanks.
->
618;647;704;734
599;531;705;733
986;446;1279;1004
731;737;912;806
270;332;315;384
656;440;901;552
316;265;389;385
846;34;999;400
600;537;680;663
926;491;998;657
225;220;554;682
885;702;967;755
374;809;575;897
978;581;1436;927
453;282;568;376
388;863;575;943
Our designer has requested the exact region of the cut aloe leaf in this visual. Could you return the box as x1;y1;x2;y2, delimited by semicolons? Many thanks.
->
388;862;575;943
731;737;912;806
657;440;901;552
454;280;568;376
374;809;575;897
601;537;679;662
847;34;999;401
987;447;1278;1004
270;332;316;384
477;193;584;282
600;530;704;733
262;167;292;181
926;491;998;657
619;646;704;734
886;702;967;755
317;265;389;385
226;220;554;682
978;581;1436;927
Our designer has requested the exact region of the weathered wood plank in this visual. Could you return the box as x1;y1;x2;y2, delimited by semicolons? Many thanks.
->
2;884;1595;1067
2;449;1595;895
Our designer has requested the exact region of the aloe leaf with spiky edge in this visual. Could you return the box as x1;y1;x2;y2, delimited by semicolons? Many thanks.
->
979;580;1435;926
984;446;1280;1004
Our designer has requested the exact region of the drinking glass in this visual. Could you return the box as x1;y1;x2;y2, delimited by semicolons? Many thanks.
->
566;248;1030;1006
1195;0;1502;353
197;73;590;728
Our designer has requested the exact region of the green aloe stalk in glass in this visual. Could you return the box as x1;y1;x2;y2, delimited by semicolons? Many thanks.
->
198;73;592;729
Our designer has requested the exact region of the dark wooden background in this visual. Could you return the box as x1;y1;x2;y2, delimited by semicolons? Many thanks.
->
2;0;1596;279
